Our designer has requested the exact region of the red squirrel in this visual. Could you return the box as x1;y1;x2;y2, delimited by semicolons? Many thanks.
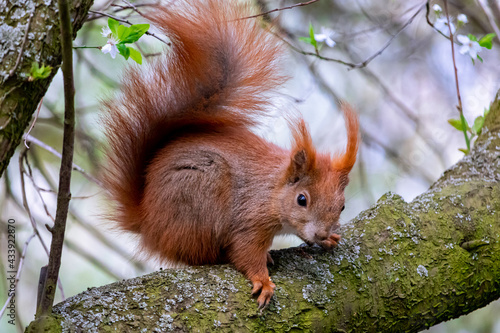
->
102;0;359;309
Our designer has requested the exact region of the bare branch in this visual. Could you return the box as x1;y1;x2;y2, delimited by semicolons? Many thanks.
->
24;134;103;187
239;0;320;20
36;0;76;317
283;3;426;69
24;98;43;148
477;0;500;44
17;150;66;300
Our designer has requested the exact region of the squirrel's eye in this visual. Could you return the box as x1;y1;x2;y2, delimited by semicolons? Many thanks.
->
297;194;307;207
341;205;345;212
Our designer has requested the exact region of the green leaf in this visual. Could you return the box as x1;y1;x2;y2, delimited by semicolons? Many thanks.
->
448;118;464;131
471;116;484;135
108;18;119;36
484;107;490;116
128;47;142;64
458;148;469;154
477;54;483;63
31;62;39;72
467;34;478;42
459;113;471;152
121;24;149;44
114;23;150;44
29;62;52;80
117;43;130;60
478;33;496;49
117;25;129;42
309;23;317;49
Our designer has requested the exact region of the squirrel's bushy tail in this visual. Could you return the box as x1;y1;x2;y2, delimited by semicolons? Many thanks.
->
101;1;285;232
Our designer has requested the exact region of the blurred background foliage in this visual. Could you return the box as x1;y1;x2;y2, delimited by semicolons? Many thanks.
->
1;0;499;331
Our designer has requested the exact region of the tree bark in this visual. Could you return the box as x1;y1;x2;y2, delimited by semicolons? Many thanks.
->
0;0;93;177
24;92;500;332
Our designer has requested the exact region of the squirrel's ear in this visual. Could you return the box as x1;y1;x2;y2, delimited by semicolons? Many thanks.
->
286;117;316;183
287;149;309;183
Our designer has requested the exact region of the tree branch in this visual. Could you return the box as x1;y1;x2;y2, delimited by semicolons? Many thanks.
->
26;92;500;332
0;0;93;177
35;0;76;319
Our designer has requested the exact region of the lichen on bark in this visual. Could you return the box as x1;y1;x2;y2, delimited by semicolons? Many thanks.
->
26;93;500;332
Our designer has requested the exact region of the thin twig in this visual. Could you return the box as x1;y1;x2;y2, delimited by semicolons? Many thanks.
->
24;97;43;148
16;151;146;281
17;150;66;300
487;0;500;26
88;9;170;45
425;1;448;39
443;0;470;151
239;0;320;20
24;134;104;187
72;45;102;49
18;151;50;256
8;13;33;78
87;2;157;21
134;43;162;58
476;0;500;44
349;3;426;69
284;3;426;69
358;66;418;122
121;0;139;12
32;152;147;273
356;65;446;169
298;55;435;183
23;162;56;222
425;0;457;40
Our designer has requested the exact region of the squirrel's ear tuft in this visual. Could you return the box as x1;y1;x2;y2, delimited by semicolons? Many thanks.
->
286;118;316;183
332;102;359;174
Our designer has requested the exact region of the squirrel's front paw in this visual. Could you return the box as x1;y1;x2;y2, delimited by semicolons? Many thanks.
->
251;277;275;309
319;233;341;250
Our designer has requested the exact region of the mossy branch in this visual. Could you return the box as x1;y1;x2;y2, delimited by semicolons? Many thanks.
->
27;93;500;332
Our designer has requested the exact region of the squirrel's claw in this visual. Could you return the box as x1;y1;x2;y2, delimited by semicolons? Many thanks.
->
252;278;275;309
319;233;341;250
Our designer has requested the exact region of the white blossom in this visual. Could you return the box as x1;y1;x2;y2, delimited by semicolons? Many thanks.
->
457;14;468;24
314;27;336;48
457;34;481;59
434;17;456;36
101;26;112;38
102;35;120;59
432;4;442;13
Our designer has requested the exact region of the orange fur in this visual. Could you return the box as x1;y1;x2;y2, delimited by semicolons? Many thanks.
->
332;102;359;172
101;0;359;309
